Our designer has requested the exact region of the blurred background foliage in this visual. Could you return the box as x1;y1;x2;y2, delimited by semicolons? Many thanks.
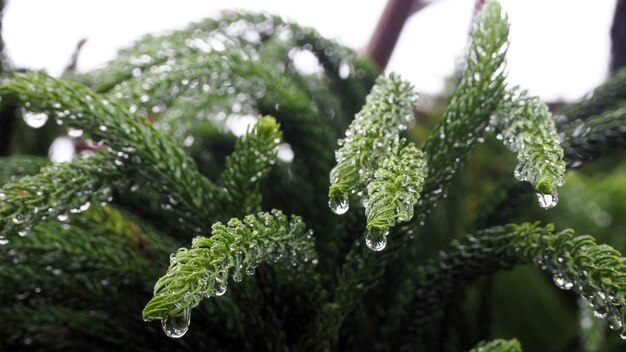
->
0;0;625;351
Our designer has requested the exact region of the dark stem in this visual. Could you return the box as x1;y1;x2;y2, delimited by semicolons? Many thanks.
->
611;0;626;73
364;0;427;70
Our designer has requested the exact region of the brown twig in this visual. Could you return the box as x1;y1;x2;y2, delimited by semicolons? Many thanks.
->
364;0;430;70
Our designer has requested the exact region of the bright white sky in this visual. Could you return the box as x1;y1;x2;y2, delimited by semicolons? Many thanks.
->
3;0;617;102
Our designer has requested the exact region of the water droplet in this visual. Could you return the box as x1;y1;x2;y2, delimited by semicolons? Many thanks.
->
609;316;623;330
23;112;48;128
57;214;69;222
161;307;191;339
329;193;349;215
214;283;227;296
183;135;195;147
593;306;608;319
553;274;573;290
68;128;84;138
537;190;558;209
11;214;25;225
365;228;389;251
620;330;626;340
232;271;242;282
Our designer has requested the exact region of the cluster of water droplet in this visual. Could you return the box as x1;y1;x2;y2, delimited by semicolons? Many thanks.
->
144;211;316;338
362;144;427;250
528;242;626;339
491;88;566;209
326;75;422;251
0;163;114;242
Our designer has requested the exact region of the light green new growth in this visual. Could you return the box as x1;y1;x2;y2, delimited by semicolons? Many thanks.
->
365;143;427;250
493;87;565;207
469;339;523;352
220;116;281;216
0;72;223;234
304;2;510;345
421;0;508;210
329;73;417;203
0;154;116;241
328;74;427;247
142;210;316;325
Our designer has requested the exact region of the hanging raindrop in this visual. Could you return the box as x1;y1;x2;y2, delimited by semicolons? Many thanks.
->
553;274;573;290
608;315;623;330
536;190;558;209
23;112;48;128
161;306;191;339
329;193;349;215
365;228;389;251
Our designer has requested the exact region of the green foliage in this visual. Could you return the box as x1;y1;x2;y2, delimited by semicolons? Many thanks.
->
328;74;427;247
420;0;508;212
0;154;116;241
219;116;281;216
394;223;626;349
142;210;315;323
493;88;565;199
2;0;626;351
557;68;626;125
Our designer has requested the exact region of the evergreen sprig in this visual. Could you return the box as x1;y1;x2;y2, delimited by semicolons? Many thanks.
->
365;143;427;249
219;116;281;216
492;87;565;203
0;154;116;240
396;223;626;347
328;73;417;205
0;72;224;234
556;67;626;125
561;104;626;164
469;339;523;352
328;74;427;246
420;0;508;211
142;210;316;324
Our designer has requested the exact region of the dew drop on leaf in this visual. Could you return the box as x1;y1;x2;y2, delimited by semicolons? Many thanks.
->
365;228;389;251
536;190;558;209
23;112;48;128
214;283;227;296
161;307;191;339
553;274;573;290
329;193;349;215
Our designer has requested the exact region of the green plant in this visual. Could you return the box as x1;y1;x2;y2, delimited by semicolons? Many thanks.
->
2;1;626;351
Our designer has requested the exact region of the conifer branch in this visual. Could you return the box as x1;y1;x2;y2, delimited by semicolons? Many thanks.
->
556;68;626;126
396;223;626;346
219;116;281;216
304;2;510;346
0;154;117;240
561;104;626;165
420;0;508;211
329;73;417;202
328;74;427;246
469;339;523;352
365;143;427;248
492;87;565;201
142;210;316;325
0;73;224;234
